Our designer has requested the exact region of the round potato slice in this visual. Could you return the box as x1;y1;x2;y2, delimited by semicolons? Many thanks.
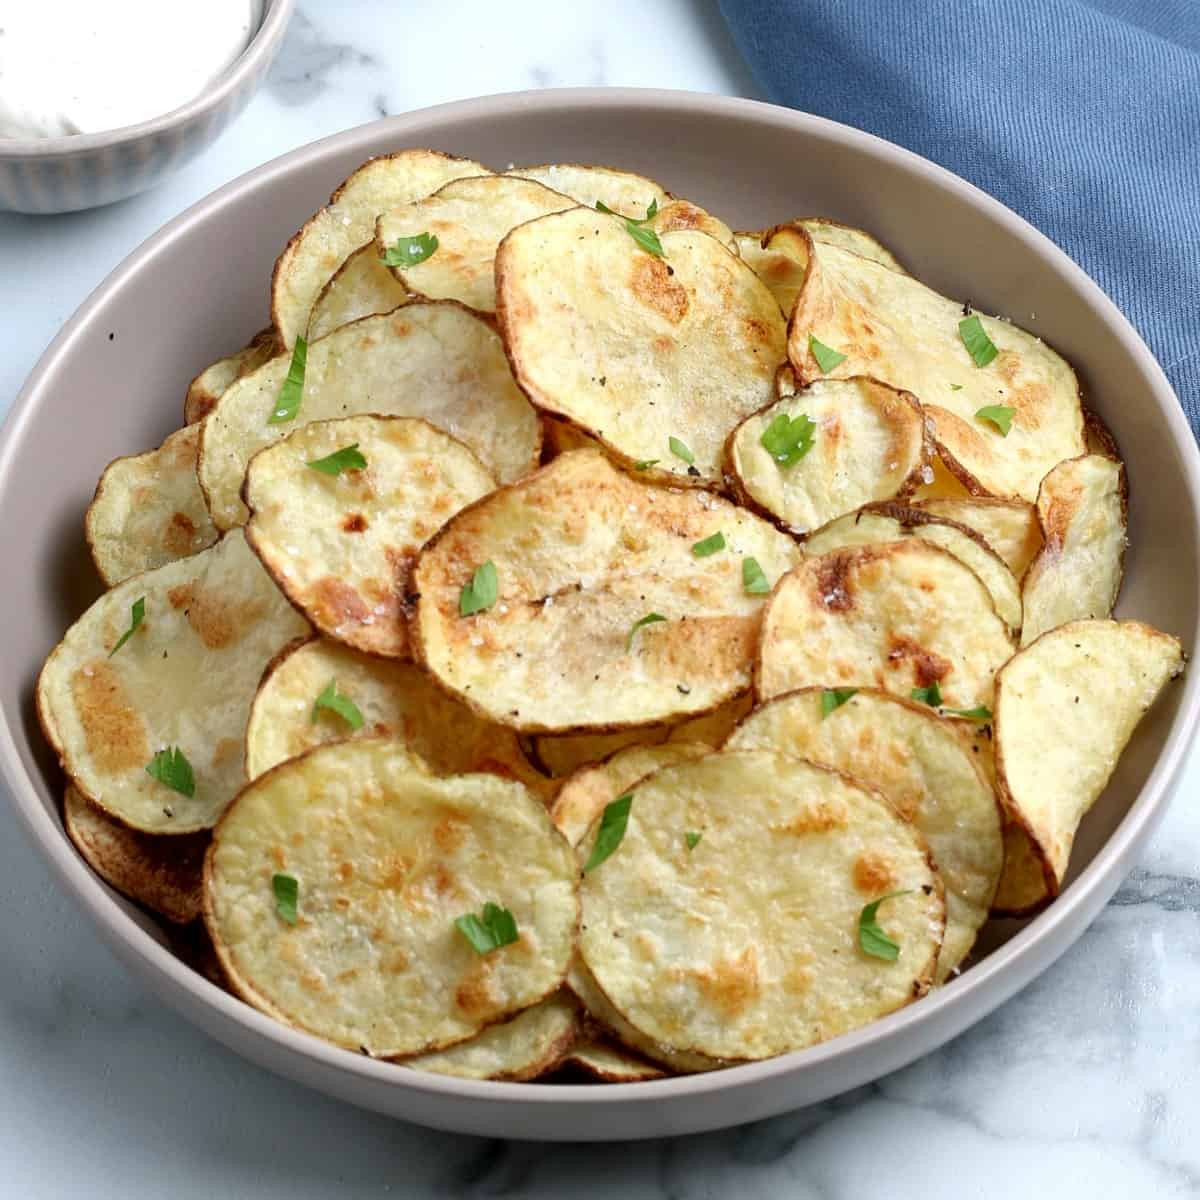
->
735;231;808;319
205;738;578;1058
413;449;801;731
505;162;668;218
995;620;1183;893
64;784;207;924
245;637;543;792
726;378;928;535
579;750;944;1061
86;424;218;587
912;496;1043;579
758;539;1014;709
199;304;540;530
184;327;278;425
405;992;580;1081
308;242;408;341
244;416;495;659
726;688;1001;981
496;208;784;485
376;175;577;314
271;149;492;349
563;1038;664;1082
37;529;310;833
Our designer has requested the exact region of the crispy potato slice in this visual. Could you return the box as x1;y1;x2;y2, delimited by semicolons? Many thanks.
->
37;530;310;833
735;232;809;318
995;620;1184;891
505;163;668;218
579;750;943;1061
804;503;1023;633
496;208;784;485
795;218;906;273
63;784;207;923
726;688;1001;981
271;149;491;348
534;726;670;779
184;328;278;425
376;176;577;314
993;821;1054;916
86;425;218;587
647;200;736;252
1020;455;1126;647
1083;405;1121;461
758;539;1014;708
564;1039;664;1082
244;416;495;659
908;452;971;501
726;378;928;535
913;497;1043;579
199;304;540;530
405;991;579;1081
308;242;407;341
667;692;755;746
244;637;542;792
205;738;578;1057
413;449;801;731
782;226;1085;500
540;414;601;461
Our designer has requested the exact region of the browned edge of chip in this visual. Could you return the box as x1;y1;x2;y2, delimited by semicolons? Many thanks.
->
562;1037;666;1082
240;632;318;779
184;327;279;425
309;240;408;331
1082;404;1123;464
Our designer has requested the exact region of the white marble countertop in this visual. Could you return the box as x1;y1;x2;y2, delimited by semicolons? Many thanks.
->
2;3;1199;1196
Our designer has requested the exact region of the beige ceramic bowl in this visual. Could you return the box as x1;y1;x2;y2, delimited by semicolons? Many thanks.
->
1;89;1197;1140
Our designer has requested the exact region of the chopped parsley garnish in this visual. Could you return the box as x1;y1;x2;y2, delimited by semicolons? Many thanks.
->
312;679;364;730
692;532;725;557
959;314;999;367
627;612;666;651
975;405;1015;436
268;336;307;425
109;596;145;657
584;793;633;873
742;556;771;595
596;198;664;257
459;561;498;616
145;746;195;799
307;443;367;475
808;334;847;374
950;383;964;391
633;459;660;471
760;411;816;467
911;682;943;707
942;704;992;721
382;232;438;268
455;902;518;954
685;830;703;851
668;436;694;465
858;891;911;961
272;873;299;925
821;687;858;718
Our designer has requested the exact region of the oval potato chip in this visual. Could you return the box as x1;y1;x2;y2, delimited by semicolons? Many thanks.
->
563;1038;664;1082
912;496;1043;579
497;208;784;485
86;424;218;587
205;738;578;1057
579;750;944;1061
646;200;736;252
505;162;668;218
758;539;1014;708
413;449;801;731
184;327;278;425
199;304;540;530
38;529;310;832
308;242;408;341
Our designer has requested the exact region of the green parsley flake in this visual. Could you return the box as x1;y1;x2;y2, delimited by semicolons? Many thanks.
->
383;232;438;268
307;443;367;475
145;746;195;799
627;612;666;651
911;681;943;707
584;793;633;873
858;891;911;961
742;557;771;595
808;333;847;374
959;314;999;367
455;902;519;954
109;596;145;657
668;436;694;465
268;336;307;425
685;830;703;851
312;679;364;730
950;383;964;391
272;873;299;925
692;531;725;557
821;687;858;718
942;704;993;721
759;411;816;467
975;404;1015;436
633;459;660;471
459;560;498;616
596;199;664;257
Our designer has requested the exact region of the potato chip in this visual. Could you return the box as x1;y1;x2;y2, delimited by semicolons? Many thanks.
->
803;502;1023;633
992;821;1054;916
1020;454;1126;647
912;496;1043;579
505;163;668;218
496;208;785;485
726;377;928;535
994;619;1183;891
376;176;577;314
1083;405;1122;461
540;414;601;461
782;226;1085;500
244;415;495;658
63;784;207;924
563;1038;665;1082
734;232;809;318
413;449;801;731
271;149;492;348
795;218;906;273
184;328;278;425
198;304;540;530
244;637;543;793
534;725;670;780
37;529;310;833
405;992;579;1081
758;539;1014;708
86;424;218;587
204;738;578;1057
307;242;407;341
908;452;971;502
666;692;755;746
726;688;1002;980
646;200;736;252
579;750;943;1061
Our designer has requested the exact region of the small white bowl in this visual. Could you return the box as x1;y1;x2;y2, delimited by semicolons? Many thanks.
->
0;0;293;214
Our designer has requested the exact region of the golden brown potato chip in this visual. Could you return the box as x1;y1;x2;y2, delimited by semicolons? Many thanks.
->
725;377;928;535
667;692;756;747
758;539;1014;708
505;162;668;218
205;738;578;1057
540;414;602;461
1020;455;1126;647
199;304;540;530
563;1038;665;1082
86;425;218;587
184;328;278;425
735;232;809;318
646;200;736;251
307;242;408;341
413;449;801;731
579;750;943;1060
496;208;784;485
271;149;491;348
994;620;1183;891
992;821;1054;916
912;496;1043;579
908;452;972;502
376;175;577;314
244;415;495;659
533;726;670;780
63;784;207;924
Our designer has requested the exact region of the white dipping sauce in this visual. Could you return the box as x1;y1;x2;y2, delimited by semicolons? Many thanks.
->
0;0;261;139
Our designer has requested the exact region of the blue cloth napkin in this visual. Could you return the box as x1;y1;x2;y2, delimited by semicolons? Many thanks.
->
720;0;1200;432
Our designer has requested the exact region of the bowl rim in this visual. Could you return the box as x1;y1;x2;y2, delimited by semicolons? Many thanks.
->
0;0;294;159
4;86;1199;1112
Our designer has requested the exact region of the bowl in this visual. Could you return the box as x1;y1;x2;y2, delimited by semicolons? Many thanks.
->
0;0;293;214
2;88;1197;1141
